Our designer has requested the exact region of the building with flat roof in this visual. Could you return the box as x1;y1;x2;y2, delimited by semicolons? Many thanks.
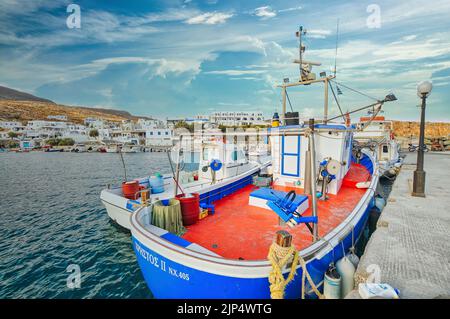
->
210;111;265;126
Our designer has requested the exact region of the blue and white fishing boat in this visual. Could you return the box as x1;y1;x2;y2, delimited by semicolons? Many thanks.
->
128;27;397;299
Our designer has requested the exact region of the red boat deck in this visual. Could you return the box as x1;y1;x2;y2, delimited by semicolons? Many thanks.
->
182;164;370;260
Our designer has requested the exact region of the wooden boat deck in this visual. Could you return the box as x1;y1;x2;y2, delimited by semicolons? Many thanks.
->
182;164;370;260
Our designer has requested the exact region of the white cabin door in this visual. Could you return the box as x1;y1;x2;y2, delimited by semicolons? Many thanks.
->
281;135;300;177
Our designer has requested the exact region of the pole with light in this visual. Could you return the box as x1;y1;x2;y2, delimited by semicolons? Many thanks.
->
412;81;432;197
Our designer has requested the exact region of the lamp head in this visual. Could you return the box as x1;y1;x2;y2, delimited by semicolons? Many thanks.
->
417;81;432;98
384;93;397;102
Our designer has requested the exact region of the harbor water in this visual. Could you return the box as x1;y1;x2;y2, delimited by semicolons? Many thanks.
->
0;151;393;298
0;152;177;298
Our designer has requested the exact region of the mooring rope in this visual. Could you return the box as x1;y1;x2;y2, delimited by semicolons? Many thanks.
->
267;241;325;299
267;242;299;299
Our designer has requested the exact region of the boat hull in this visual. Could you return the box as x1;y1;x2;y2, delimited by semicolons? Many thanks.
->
102;198;132;229
132;204;371;299
131;152;379;299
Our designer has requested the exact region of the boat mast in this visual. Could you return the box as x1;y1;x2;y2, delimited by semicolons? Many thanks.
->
278;26;335;125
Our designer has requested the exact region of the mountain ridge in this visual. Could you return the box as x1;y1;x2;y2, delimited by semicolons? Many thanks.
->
0;85;151;123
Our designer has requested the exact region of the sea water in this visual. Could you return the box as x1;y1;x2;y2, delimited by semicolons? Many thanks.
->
0;152;182;298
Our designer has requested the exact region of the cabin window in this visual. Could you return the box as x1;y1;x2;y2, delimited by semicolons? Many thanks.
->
383;145;389;153
231;150;238;161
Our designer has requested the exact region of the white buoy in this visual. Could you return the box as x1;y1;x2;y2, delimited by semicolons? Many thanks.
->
375;196;386;212
336;256;356;298
346;251;360;268
323;265;341;299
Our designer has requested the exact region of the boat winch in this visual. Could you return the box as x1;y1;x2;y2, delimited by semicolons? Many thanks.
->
317;158;341;201
267;191;317;230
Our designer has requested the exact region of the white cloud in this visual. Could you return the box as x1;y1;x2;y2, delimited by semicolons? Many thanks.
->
254;6;277;19
307;29;332;39
278;6;302;13
185;12;233;25
205;70;267;76
402;35;417;41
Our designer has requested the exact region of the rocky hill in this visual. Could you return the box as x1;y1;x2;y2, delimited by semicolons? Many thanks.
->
392;121;450;138
0;100;147;124
0;86;54;104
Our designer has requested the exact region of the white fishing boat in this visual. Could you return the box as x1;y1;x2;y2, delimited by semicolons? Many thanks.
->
100;140;271;230
121;143;141;153
353;115;402;177
70;143;87;153
105;143;122;153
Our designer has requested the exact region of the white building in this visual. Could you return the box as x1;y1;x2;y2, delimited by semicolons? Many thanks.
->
97;128;111;140
62;124;88;142
145;128;172;147
210;111;265;126
185;115;210;124
137;118;166;130
0;121;25;132
84;117;106;129
47;115;68;121
25;120;68;139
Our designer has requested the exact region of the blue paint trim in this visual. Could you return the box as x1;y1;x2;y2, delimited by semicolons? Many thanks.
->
199;174;254;206
269;124;356;132
281;135;300;177
160;233;191;248
351;153;373;175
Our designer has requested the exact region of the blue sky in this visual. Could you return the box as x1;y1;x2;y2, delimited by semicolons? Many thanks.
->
0;0;449;121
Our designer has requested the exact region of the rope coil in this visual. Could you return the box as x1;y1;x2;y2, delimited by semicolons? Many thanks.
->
267;242;299;299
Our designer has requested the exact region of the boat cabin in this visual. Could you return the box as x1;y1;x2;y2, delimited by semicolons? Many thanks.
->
270;124;353;195
198;142;252;182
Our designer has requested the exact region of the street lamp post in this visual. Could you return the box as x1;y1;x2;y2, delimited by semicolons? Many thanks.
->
412;81;432;197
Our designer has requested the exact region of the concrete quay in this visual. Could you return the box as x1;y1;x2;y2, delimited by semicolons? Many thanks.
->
348;152;450;299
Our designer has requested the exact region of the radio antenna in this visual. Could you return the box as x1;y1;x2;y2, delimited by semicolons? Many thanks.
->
334;19;340;78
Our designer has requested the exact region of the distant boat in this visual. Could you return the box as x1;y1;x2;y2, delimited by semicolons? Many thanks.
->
105;143;121;153
45;148;63;153
70;144;87;153
121;143;141;153
353;115;402;177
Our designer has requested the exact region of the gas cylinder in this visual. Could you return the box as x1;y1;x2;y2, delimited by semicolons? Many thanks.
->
272;112;280;127
336;256;356;298
323;264;341;299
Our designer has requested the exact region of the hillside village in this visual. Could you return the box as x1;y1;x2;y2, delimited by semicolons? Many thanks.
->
1;98;449;152
0;99;267;152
